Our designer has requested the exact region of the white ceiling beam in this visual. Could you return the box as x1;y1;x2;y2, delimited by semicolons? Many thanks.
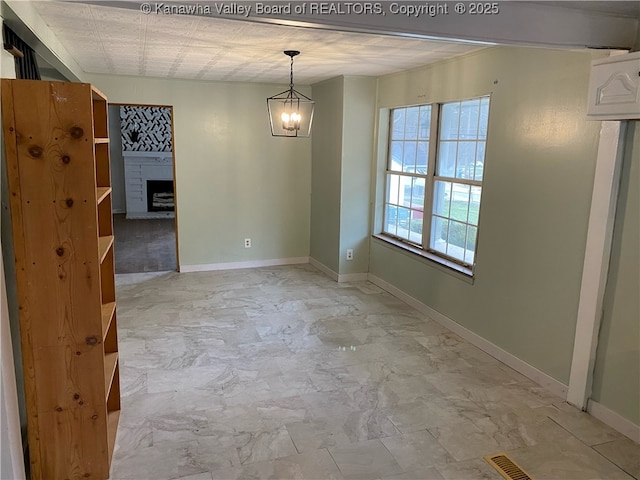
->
88;1;639;50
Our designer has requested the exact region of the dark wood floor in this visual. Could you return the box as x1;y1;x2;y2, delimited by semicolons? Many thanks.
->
113;214;177;273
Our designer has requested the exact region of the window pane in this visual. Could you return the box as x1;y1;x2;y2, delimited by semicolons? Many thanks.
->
459;99;480;139
437;141;457;177
387;174;401;205
431;216;448;255
411;177;425;209
384;204;398;236
446;220;467;260
450;183;470;222
469;186;481;225
479;98;489;139
398;176;412;207
418;106;431;140
440;103;460;140
405;107;419;140
403;141;417;173
433;181;451;217
408;210;423;245
465;225;478;264
416;142;429;174
397;206;410;239
455;142;476;180
464;250;475;265
392;109;406;140
390;141;403;172
474;142;486;180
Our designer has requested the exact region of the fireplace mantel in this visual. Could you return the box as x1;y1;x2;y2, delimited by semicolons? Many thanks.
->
123;151;174;219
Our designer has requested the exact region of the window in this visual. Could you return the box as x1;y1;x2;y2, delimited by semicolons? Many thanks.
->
382;97;490;272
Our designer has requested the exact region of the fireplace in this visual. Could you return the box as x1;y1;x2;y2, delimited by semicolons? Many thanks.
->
147;180;175;212
123;151;174;219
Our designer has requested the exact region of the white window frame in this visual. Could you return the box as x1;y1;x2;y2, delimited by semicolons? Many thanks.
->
381;96;490;275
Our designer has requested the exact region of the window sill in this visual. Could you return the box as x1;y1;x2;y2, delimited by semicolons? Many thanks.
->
372;234;475;283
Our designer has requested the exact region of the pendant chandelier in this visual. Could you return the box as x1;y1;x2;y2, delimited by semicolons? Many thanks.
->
267;50;314;137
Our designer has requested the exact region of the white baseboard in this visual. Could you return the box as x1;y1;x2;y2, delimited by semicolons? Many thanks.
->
309;257;339;281
309;258;368;283
338;272;369;282
126;211;175;220
588;400;640;443
367;273;569;400
179;257;309;273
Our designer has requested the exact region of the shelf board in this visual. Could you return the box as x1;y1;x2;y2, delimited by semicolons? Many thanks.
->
101;302;116;340
97;187;111;204
98;235;114;263
91;85;108;102
94;137;109;144
104;352;118;399
107;409;121;461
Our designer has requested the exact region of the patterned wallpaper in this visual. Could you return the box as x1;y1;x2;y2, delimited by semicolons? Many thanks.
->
120;106;172;152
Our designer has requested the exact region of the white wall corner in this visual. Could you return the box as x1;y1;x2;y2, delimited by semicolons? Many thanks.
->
367;273;569;400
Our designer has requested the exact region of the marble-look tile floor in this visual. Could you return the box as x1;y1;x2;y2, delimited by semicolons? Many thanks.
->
111;265;639;480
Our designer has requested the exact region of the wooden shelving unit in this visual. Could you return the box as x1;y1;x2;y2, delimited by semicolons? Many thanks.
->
1;80;120;480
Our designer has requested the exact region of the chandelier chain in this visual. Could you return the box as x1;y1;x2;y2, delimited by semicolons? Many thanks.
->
289;55;294;89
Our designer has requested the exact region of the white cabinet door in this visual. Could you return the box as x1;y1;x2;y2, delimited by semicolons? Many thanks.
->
587;51;640;120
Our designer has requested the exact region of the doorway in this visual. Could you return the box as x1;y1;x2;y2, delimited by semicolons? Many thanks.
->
108;104;179;273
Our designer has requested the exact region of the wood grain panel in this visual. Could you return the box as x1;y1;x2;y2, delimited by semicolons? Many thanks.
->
9;80;102;348
2;79;120;480
1;78;44;479
38;407;109;480
34;343;105;412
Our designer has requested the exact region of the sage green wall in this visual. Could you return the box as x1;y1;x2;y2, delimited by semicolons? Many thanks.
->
591;122;640;425
339;77;376;275
371;46;605;383
310;76;344;273
310;76;376;276
84;73;311;268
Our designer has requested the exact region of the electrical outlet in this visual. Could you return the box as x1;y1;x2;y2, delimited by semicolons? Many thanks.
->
346;249;353;260
244;238;251;248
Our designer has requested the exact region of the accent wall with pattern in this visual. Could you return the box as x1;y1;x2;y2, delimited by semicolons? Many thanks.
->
120;105;172;152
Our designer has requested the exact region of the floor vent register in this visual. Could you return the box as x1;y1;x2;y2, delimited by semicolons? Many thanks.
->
484;453;535;480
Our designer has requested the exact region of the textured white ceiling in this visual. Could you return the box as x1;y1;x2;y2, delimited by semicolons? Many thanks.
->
32;1;485;84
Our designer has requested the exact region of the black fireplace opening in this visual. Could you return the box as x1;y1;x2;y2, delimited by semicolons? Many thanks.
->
147;180;175;212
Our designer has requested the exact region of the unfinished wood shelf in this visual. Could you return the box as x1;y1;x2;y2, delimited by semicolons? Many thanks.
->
99;235;115;263
101;302;117;339
103;352;118;398
1;79;120;480
107;410;121;460
97;186;112;204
